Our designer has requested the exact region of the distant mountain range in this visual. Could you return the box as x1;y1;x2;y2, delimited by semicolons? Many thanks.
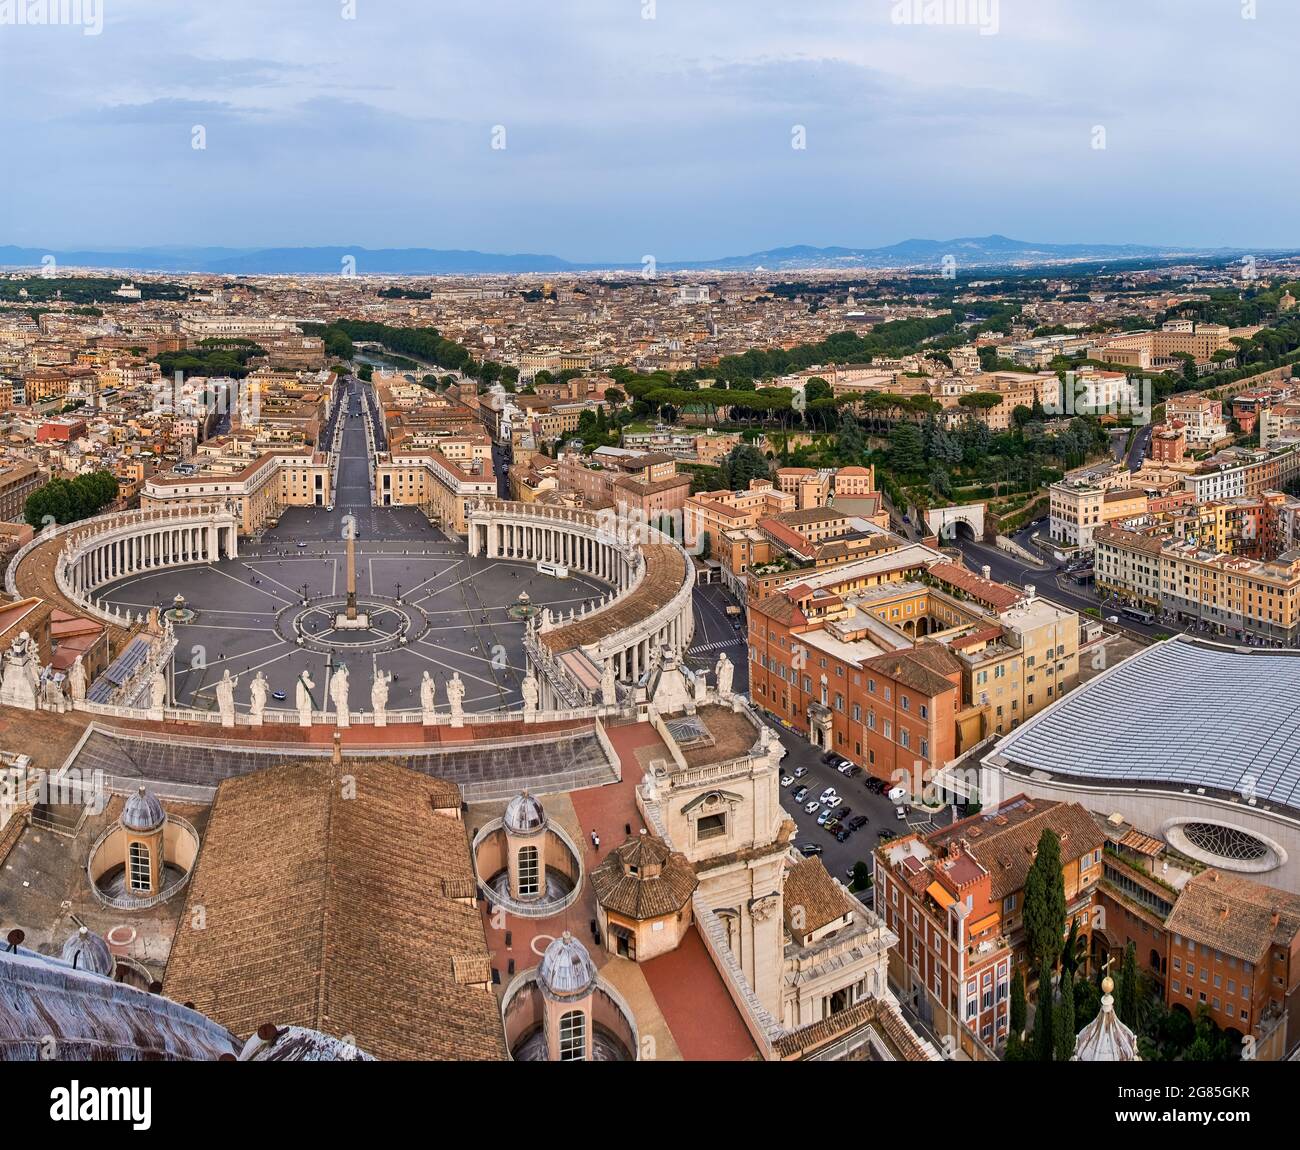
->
0;235;1286;276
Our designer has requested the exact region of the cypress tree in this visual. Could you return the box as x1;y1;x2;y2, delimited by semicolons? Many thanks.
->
1117;942;1139;1028
1023;829;1067;972
1033;962;1055;1062
1055;967;1076;1061
1010;968;1027;1037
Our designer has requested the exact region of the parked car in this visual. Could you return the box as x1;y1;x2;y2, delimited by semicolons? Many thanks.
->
836;761;852;774
817;809;834;827
793;766;810;779
798;843;823;857
895;806;909;821
791;786;809;802
804;801;821;815
780;774;794;787
835;829;852;843
819;787;838;803
865;778;887;795
823;795;844;810
848;815;869;831
824;818;842;833
887;785;909;804
877;828;896;841
821;750;841;764
845;766;862;778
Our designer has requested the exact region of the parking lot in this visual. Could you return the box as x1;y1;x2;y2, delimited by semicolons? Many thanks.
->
760;714;956;891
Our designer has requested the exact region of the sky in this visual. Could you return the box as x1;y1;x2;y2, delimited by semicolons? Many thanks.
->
0;0;1295;261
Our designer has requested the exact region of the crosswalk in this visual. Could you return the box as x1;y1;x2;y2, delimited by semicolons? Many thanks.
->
687;638;746;656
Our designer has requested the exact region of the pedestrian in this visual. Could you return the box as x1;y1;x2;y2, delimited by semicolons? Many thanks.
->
590;830;597;848
593;833;600;849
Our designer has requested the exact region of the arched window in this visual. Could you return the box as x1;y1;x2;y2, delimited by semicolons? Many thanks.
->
518;845;540;897
128;841;151;892
558;1010;586;1061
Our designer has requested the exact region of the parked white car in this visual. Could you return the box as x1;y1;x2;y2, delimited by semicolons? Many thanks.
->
804;801;821;815
887;785;909;805
819;787;838;803
895;806;909;821
824;795;844;809
780;774;794;787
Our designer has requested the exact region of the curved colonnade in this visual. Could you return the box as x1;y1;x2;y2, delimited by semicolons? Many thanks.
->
468;500;695;709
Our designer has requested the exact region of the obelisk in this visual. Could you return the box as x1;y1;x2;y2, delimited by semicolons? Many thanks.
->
335;523;368;629
345;528;358;620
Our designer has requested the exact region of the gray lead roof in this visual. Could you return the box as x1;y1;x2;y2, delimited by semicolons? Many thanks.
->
993;638;1300;813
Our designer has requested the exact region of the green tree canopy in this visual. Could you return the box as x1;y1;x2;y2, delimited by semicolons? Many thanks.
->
1023;828;1067;972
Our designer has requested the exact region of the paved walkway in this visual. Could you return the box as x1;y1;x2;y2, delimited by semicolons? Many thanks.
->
641;926;759;1060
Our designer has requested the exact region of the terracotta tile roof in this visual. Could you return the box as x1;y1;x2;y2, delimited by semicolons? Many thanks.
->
1165;869;1300;965
783;858;857;936
758;517;814;555
863;648;959;700
162;758;507;1061
540;542;687;652
927;562;1022;610
934;798;1105;902
590;833;698;920
777;506;845;527
750;592;808;628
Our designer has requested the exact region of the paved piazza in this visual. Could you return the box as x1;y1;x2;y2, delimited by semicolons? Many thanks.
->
96;506;610;715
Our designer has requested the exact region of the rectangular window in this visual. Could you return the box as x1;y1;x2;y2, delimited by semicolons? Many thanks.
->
697;814;727;841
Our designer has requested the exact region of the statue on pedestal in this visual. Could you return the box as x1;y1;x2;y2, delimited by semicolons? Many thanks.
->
521;668;539;716
420;671;437;724
330;664;351;728
715;652;734;699
296;670;315;727
215;669;236;726
446;671;465;726
600;659;617;707
371;668;391;726
69;655;87;703
249;671;269;724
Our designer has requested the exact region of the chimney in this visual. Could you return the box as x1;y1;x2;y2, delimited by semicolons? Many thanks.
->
1024;584;1036;600
981;565;991;580
331;731;342;767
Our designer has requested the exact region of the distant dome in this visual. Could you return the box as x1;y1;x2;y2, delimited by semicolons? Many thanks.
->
121;786;165;832
538;931;597;1000
503;792;546;836
61;926;114;978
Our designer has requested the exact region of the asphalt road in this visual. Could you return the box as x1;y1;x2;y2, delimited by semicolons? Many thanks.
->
685;583;750;693
952;526;1179;643
1127;422;1153;471
762;714;955;886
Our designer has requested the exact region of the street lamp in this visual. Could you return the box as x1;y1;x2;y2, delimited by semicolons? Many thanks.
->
395;582;402;606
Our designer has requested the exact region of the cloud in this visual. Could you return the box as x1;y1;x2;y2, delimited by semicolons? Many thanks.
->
1;0;1297;255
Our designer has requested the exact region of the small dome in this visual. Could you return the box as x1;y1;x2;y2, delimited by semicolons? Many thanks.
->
1072;982;1141;1062
503;792;546;836
538;931;597;1000
61;926;114;978
121;786;165;832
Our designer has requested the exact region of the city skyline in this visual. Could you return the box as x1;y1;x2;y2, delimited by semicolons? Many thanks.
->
1;0;1297;259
